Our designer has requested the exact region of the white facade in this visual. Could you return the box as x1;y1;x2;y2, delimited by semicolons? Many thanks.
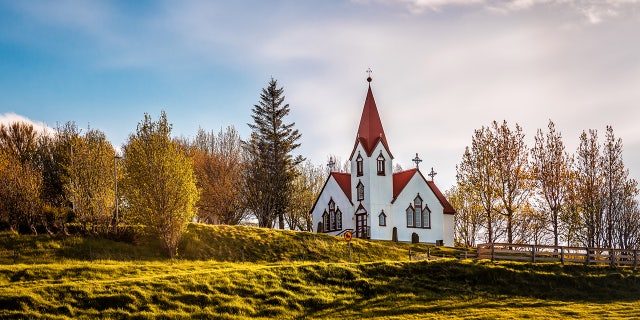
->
310;80;455;245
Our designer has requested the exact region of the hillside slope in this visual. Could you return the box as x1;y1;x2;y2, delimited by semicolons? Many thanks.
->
1;259;639;319
0;223;462;263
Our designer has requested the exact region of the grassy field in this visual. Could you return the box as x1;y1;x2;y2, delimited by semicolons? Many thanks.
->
1;224;639;319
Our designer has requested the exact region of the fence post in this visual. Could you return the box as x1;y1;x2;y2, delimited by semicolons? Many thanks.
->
585;247;590;265
561;246;565;265
409;248;412;261
491;243;495;262
610;248;615;267
427;247;431;260
532;245;536;263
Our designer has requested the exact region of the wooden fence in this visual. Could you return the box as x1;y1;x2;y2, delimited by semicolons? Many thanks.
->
477;243;640;267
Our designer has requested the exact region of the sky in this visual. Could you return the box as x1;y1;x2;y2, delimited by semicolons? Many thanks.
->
1;0;639;190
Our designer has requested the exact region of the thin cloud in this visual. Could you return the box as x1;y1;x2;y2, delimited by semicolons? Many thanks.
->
357;0;640;23
0;113;56;136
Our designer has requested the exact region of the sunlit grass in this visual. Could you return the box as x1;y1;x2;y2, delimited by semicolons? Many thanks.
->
1;226;639;318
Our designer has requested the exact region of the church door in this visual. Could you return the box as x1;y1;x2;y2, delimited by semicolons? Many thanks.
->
355;213;368;239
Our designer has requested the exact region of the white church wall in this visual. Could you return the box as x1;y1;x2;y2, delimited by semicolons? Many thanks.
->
366;142;393;239
443;213;454;247
311;176;353;235
391;173;445;244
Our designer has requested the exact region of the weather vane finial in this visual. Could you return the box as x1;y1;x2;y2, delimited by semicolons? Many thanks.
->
366;68;372;83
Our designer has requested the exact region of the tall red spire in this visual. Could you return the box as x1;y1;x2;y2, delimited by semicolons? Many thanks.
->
353;79;392;157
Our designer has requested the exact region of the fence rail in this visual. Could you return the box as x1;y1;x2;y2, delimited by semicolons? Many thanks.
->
477;243;640;266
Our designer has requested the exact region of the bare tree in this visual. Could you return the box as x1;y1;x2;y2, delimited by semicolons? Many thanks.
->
457;127;500;243
286;160;325;231
191;127;246;225
447;185;482;247
493;120;531;244
531;120;572;246
574;129;604;247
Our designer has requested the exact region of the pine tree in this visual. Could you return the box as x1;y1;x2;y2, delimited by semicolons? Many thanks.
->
245;78;303;229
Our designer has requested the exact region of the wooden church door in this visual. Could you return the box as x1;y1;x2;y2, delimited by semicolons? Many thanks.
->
355;213;368;239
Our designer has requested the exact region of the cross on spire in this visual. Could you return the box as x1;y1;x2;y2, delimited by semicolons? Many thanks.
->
428;167;438;181
412;153;422;168
366;68;372;83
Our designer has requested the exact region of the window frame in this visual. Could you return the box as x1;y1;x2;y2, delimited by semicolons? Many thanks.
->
377;152;386;176
356;180;364;201
356;153;364;177
406;205;414;227
379;211;387;226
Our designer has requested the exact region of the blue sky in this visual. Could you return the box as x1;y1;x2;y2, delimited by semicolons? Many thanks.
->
1;0;640;189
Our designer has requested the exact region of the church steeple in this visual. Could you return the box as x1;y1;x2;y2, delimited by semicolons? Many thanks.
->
352;76;393;158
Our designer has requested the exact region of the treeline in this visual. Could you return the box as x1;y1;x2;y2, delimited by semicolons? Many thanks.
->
449;120;640;249
0;79;326;257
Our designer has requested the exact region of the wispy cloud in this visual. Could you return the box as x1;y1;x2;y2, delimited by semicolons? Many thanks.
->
356;0;640;23
0;113;56;136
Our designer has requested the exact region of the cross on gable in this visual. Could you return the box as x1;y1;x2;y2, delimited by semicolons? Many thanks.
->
428;167;438;181
412;153;422;168
327;157;336;172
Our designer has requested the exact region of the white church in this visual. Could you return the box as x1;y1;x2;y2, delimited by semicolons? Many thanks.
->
311;76;455;246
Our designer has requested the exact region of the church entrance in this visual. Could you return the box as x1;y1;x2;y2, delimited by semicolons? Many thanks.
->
355;213;368;239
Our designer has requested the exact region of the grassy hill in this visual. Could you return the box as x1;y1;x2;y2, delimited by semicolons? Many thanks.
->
0;223;462;263
1;224;639;319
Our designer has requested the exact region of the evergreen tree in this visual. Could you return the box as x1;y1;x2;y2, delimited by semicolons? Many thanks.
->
245;78;303;229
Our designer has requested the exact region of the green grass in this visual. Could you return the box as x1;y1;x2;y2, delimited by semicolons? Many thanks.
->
0;223;464;263
1;224;639;319
1;259;639;319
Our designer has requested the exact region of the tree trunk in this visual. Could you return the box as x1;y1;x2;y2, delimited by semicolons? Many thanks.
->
278;212;285;229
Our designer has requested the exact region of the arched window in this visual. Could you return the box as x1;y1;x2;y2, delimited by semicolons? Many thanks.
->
377;152;386;176
322;211;329;232
356;153;363;177
356;180;364;201
336;209;342;230
414;196;423;227
406;205;414;227
330;210;336;231
329;199;335;212
422;205;431;228
379;211;387;226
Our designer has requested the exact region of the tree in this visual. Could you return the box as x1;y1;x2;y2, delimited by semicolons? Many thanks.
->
191;127;246;225
244;78;303;228
492;120;531;244
446;185;482;248
601;126;640;249
457;127;502;243
0;151;43;233
0;122;38;166
574;129;604;247
531;120;572;246
286;160;325;231
122;112;198;257
0;122;43;234
65;128;117;235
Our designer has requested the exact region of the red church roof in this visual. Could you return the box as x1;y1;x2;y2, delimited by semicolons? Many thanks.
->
393;168;418;200
392;168;456;215
351;85;393;158
427;180;456;215
331;172;351;201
